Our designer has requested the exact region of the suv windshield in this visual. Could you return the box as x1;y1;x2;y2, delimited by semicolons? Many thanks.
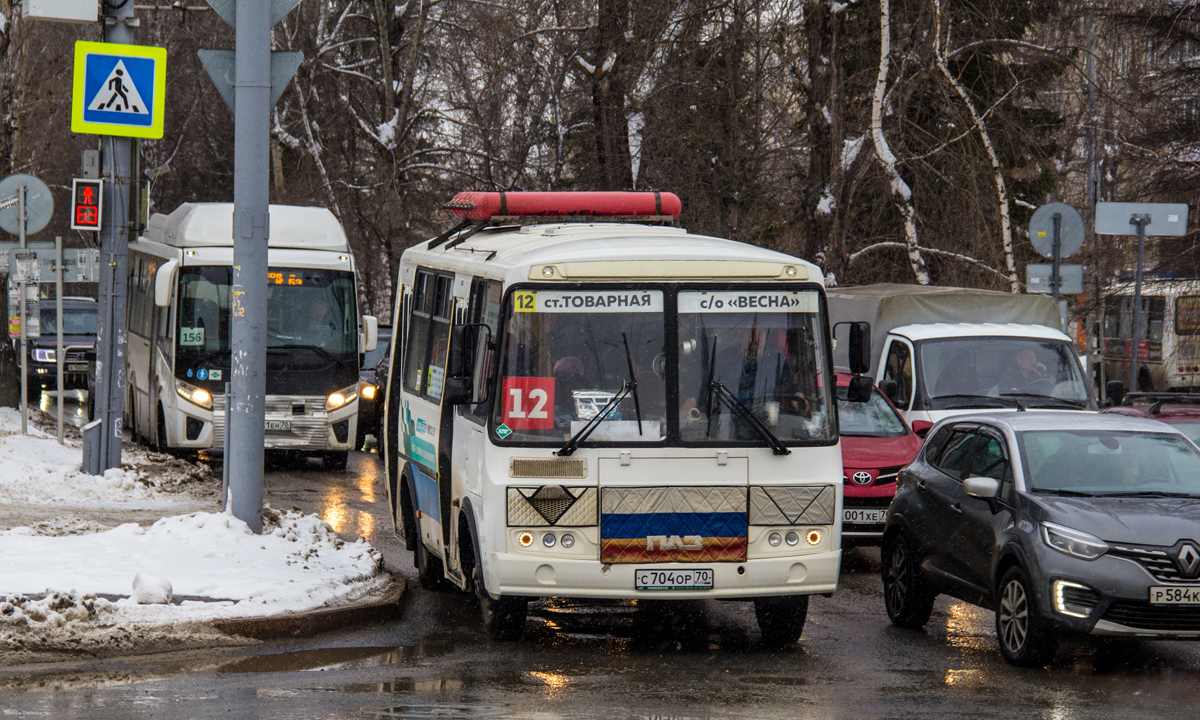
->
1019;430;1200;495
492;289;666;443
677;290;831;444
837;386;907;437
920;337;1092;409
40;307;97;335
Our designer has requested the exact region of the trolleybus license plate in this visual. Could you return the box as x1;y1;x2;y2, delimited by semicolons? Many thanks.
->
265;420;291;432
844;508;887;524
1150;586;1200;604
635;569;714;591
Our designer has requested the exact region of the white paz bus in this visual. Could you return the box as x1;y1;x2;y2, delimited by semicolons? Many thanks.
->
382;191;862;643
124;203;378;469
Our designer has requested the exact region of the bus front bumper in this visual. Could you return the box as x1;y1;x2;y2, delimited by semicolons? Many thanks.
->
169;398;358;451
485;549;841;600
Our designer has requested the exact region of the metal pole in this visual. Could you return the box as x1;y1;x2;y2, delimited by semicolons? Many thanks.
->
228;0;272;532
56;235;63;445
1130;214;1149;392
18;186;26;435
86;2;135;473
1052;212;1062;303
221;380;230;511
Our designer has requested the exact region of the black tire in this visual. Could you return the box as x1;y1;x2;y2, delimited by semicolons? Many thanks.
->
995;566;1058;667
415;533;451;591
754;595;809;647
474;567;527;641
882;532;936;628
155;406;168;453
323;451;349;471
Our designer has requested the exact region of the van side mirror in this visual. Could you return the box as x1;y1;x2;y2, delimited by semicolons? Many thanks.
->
1106;379;1125;407
445;323;492;405
846;375;873;403
847;321;871;375
154;258;178;308
879;378;900;405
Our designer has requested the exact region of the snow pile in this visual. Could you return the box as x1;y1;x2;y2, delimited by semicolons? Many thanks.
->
0;408;215;509
0;509;388;626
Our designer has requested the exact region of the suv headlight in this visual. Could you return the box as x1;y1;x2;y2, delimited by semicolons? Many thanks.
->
32;349;56;363
325;385;358;411
1041;522;1109;560
176;380;213;409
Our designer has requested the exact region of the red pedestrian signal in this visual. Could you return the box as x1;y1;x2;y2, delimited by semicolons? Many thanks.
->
71;178;103;231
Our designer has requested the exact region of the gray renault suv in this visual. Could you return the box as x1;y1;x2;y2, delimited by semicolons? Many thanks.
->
882;411;1200;666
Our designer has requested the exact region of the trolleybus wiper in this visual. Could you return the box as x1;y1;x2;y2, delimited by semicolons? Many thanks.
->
709;381;791;456
556;380;634;457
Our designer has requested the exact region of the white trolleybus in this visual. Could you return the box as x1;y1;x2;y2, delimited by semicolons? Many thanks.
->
381;191;867;642
124;203;378;469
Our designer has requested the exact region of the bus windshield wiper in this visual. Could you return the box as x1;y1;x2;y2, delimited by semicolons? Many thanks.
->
709;381;790;456
934;394;1025;411
999;392;1086;409
267;344;339;364
621;333;643;436
556;380;634;457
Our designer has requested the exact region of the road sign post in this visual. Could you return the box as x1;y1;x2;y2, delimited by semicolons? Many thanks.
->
1095;201;1190;393
1029;202;1085;330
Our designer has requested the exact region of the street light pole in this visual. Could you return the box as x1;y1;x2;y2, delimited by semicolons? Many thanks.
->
1130;214;1150;392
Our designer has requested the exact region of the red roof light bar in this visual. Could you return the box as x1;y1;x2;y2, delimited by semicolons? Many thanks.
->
443;191;682;221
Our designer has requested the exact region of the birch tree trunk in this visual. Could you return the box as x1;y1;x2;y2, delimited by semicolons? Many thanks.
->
870;0;928;284
934;0;1019;293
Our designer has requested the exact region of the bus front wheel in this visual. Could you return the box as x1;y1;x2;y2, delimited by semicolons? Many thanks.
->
323;451;348;470
754;595;809;647
473;567;527;641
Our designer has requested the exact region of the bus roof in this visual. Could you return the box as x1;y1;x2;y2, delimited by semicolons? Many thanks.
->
401;222;822;287
143;203;349;252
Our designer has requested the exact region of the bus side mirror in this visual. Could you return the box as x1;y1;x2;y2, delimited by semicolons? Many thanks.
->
361;315;378;353
1106;379;1125;407
847;375;873;403
848;321;871;375
154;258;178;308
446;323;492;405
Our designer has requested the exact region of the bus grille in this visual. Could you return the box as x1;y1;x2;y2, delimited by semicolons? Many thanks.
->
212;395;332;450
600;486;747;563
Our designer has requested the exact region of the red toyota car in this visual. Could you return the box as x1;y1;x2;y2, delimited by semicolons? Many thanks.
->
837;372;923;545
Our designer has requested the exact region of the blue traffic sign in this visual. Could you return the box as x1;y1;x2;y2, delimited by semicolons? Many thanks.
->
72;41;167;139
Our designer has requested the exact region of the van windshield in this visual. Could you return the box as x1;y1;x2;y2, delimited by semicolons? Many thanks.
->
919;337;1092;410
491;289;667;444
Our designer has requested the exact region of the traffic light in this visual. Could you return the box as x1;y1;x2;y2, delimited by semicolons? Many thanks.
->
71;178;102;231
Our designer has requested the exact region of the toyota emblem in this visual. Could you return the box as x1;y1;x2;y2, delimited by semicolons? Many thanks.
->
852;471;873;485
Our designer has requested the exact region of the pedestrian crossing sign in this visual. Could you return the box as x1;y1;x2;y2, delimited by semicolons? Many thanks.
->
71;41;167;139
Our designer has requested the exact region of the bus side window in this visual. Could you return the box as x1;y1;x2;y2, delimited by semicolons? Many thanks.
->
463;279;501;422
403;271;434;394
426;275;454;400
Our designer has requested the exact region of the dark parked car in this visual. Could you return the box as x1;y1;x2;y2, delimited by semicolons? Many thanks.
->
22;297;98;403
356;325;391;447
837;372;922;545
882;411;1200;666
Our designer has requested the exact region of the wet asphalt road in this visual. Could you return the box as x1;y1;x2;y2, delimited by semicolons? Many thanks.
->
6;442;1200;717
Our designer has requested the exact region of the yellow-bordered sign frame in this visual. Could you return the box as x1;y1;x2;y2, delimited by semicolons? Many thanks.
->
71;41;167;139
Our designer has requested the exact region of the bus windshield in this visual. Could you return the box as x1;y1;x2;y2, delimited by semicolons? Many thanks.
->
678;290;832;444
176;266;358;378
492;289;667;443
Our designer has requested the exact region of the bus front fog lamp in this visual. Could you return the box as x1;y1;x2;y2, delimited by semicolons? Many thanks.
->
560;533;574;548
542;533;556;547
518;531;534;547
176;381;212;409
785;532;799;546
806;530;822;546
768;532;782;547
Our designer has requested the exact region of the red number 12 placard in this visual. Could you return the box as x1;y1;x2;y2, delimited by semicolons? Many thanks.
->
502;377;555;429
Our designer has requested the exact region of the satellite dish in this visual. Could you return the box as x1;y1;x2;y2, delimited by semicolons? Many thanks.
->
0;174;54;236
1028;201;1084;259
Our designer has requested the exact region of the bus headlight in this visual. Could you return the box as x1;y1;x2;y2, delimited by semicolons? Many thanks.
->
325;385;358;411
176;381;213;409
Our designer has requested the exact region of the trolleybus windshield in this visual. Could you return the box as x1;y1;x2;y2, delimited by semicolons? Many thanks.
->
492;288;667;444
175;266;358;383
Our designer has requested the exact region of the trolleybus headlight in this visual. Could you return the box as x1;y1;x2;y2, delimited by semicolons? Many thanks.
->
785;532;799;546
176;381;213;409
806;530;822;546
560;533;575;548
518;531;534;547
768;532;783;547
325;385;358;411
543;533;556;547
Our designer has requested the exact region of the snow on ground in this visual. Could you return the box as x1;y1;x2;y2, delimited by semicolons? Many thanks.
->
0;408;217;511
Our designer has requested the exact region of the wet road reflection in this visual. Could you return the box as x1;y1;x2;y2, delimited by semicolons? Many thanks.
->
35;389;90;428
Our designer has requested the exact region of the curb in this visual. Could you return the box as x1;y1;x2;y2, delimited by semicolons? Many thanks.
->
210;580;406;640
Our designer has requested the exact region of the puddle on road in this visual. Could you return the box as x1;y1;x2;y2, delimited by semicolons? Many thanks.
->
215;641;452;674
343;677;467;694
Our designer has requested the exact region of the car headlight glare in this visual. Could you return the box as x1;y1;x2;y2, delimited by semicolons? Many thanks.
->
325;385;358;411
33;349;56;363
1041;522;1109;560
176;381;213;409
361;384;377;400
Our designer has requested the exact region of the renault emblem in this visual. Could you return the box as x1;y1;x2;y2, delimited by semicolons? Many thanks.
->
1178;543;1200;578
852;471;873;485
